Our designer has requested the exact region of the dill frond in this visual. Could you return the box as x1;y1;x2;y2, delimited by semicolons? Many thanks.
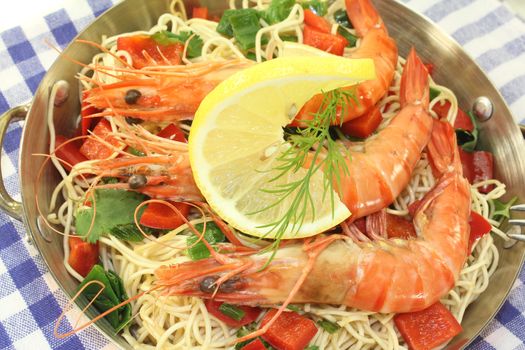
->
252;88;357;260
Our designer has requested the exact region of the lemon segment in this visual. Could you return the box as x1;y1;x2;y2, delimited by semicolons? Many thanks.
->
189;57;375;239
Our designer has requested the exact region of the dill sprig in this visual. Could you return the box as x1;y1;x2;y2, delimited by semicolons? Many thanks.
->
252;88;357;261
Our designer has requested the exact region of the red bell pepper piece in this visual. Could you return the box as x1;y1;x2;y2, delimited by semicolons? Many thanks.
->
303;9;332;33
241;339;267;350
458;148;494;193
394;302;462;350
117;35;184;69
80;91;101;136
79;119;121;160
260;309;318;350
55;135;88;171
424;63;434;76
205;300;262;327
303;25;347;56
139;202;191;230
68;236;99;277
340;105;382;138
468;211;492;250
386;214;417;239
192;7;209;19
157;123;187;143
431;102;474;133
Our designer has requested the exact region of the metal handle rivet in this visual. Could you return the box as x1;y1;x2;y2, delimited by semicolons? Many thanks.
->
472;96;493;122
53;80;70;107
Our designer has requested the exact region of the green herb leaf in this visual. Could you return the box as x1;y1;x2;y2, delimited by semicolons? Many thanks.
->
127;147;145;157
186;222;226;260
263;0;295;24
302;0;328;16
75;189;147;243
305;346;320;350
457;111;478;152
78;265;131;332
230;11;262;51
333;8;352;28
338;27;357;47
219;303;246;321
491;196;518;220
429;86;441;101
110;223;156;242
151;30;204;58
286;304;301;312
217;9;259;37
101;177;119;184
317;319;340;334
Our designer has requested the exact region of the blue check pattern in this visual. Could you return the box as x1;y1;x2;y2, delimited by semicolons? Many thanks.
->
0;0;524;349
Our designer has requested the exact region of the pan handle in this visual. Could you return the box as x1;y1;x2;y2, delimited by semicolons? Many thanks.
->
0;104;29;221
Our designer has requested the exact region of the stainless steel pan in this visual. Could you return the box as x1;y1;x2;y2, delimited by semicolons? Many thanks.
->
1;0;524;348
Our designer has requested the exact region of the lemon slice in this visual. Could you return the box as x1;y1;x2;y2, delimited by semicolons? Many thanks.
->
189;57;375;239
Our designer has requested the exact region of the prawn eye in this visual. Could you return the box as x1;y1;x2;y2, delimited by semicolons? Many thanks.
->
128;174;147;189
125;116;144;125
199;276;219;294
125;89;142;104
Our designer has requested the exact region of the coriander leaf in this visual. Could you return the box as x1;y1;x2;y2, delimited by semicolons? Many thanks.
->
230;11;262;51
317;319;340;334
75;189;146;243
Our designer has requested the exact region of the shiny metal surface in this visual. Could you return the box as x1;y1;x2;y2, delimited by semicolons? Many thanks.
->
0;104;27;220
472;96;494;122
7;0;525;349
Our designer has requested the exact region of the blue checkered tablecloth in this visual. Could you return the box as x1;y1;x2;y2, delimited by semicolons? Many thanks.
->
0;0;524;349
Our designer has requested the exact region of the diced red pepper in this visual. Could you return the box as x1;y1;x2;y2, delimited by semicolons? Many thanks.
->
79;119;121;160
468;211;492;250
260;310;318;350
458;148;494;194
54;135;88;172
303;25;347;56
192;7;209;19
424;63;434;76
453;109;474;132
117;35;184;69
394;302;462;350
386;214;417;239
340;105;382;138
241;339;267;350
80;91;102;136
68;236;99;277
157;123;187;143
303;9;332;33
205;300;262;327
431;102;474;133
139;202;191;230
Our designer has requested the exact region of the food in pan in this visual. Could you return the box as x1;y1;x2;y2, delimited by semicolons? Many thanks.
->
44;0;515;349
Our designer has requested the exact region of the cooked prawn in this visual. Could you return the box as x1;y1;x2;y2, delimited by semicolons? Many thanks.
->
154;105;470;316
82;59;252;122
295;0;398;124
69;124;203;202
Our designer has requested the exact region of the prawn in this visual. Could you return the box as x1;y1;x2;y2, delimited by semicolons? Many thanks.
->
69;124;203;202
82;59;252;122
295;0;398;124
154;103;470;315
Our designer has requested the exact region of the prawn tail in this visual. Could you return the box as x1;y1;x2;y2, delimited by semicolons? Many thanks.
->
345;0;384;37
400;48;429;109
427;118;462;177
